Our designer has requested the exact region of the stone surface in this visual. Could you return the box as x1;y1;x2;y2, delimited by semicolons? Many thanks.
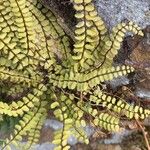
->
136;88;150;99
97;144;122;150
44;119;63;130
127;26;150;100
95;0;150;29
104;130;132;144
35;143;55;150
106;76;130;90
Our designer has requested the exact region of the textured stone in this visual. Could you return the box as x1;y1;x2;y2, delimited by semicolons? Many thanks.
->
106;76;129;90
95;0;150;29
44;119;63;130
104;130;132;144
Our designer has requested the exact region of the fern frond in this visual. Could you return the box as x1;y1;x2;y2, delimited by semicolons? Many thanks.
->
27;0;71;63
77;100;120;132
93;113;120;131
0;84;46;117
50;65;134;91
51;94;74;150
0;66;40;86
24;101;47;150
72;0;106;71
90;87;150;119
99;21;144;67
2;99;47;150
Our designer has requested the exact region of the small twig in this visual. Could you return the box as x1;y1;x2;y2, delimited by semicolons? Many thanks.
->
80;92;83;101
136;119;150;150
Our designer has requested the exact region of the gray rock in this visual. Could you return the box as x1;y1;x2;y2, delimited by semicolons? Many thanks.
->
106;76;129;90
104;129;132;144
84;125;95;137
36;143;55;150
95;0;150;29
135;88;150;99
67;135;78;146
44;119;63;130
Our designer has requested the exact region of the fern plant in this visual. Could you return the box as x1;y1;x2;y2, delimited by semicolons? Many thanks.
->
0;0;150;149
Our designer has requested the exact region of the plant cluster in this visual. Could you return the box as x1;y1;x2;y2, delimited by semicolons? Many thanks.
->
0;0;149;149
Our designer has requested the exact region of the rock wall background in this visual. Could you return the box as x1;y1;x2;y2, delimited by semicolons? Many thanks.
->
95;0;150;29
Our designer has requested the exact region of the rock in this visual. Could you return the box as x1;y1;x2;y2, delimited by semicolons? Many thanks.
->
130;145;142;150
39;127;54;143
135;88;150;99
95;0;150;29
84;125;95;137
44;119;63;130
36;142;55;150
106;76;130;90
67;135;78;146
104;130;132;144
127;26;150;100
97;144;122;150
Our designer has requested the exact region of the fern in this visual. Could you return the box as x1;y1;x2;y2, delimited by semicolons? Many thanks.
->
0;0;149;149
